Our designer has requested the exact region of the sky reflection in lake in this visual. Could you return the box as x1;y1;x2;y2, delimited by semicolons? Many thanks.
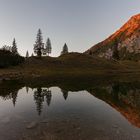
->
0;82;140;140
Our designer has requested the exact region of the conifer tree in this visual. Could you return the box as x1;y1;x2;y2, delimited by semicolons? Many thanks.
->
11;38;18;54
26;51;29;58
61;43;68;55
45;38;52;56
34;29;44;57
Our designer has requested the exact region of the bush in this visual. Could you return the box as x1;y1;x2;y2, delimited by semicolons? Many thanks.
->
0;50;25;68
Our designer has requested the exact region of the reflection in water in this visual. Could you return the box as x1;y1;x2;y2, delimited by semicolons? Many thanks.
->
11;90;18;107
34;87;52;115
0;89;19;107
1;81;140;140
26;86;29;93
34;87;45;116
61;89;69;100
1;81;140;128
88;82;140;128
45;88;52;106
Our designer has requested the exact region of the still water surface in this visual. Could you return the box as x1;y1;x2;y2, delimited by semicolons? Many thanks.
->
0;81;140;140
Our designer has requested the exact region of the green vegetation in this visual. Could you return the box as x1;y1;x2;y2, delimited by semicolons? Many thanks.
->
0;49;24;68
0;38;24;68
1;52;140;81
1;28;140;81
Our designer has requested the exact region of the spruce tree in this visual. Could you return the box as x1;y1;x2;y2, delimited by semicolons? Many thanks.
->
26;51;29;58
45;38;52;56
34;29;44;57
11;38;18;54
61;43;68;55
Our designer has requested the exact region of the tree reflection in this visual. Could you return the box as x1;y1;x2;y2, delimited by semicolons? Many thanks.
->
26;86;29;93
11;91;18;107
34;87;52;115
45;89;52;106
34;87;44;115
0;90;18;107
2;81;140;128
61;89;68;100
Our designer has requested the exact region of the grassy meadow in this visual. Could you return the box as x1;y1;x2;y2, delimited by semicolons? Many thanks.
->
1;53;140;81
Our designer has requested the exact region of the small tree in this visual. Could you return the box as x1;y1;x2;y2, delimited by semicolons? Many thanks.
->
45;38;52;56
12;38;18;54
34;29;44;57
61;43;68;55
26;51;29;58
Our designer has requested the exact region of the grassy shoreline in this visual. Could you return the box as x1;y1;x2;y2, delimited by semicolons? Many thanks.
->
1;53;140;82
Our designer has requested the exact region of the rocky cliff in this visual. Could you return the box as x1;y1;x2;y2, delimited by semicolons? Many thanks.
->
86;14;140;60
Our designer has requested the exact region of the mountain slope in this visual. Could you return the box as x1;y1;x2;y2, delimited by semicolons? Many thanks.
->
85;14;140;60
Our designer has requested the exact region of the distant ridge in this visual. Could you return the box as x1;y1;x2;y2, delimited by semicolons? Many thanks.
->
85;14;140;60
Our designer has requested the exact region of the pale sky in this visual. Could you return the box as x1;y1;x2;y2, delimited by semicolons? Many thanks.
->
0;0;140;56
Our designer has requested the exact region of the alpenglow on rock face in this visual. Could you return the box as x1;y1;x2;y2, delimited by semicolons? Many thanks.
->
85;14;140;60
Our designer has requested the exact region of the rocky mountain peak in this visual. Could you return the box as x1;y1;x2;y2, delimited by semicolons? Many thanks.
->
86;14;140;60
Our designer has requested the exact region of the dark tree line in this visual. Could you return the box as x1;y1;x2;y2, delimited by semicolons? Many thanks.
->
0;38;24;68
0;29;70;68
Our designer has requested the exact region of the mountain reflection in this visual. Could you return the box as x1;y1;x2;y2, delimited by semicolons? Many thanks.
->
1;81;140;128
88;82;140;128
